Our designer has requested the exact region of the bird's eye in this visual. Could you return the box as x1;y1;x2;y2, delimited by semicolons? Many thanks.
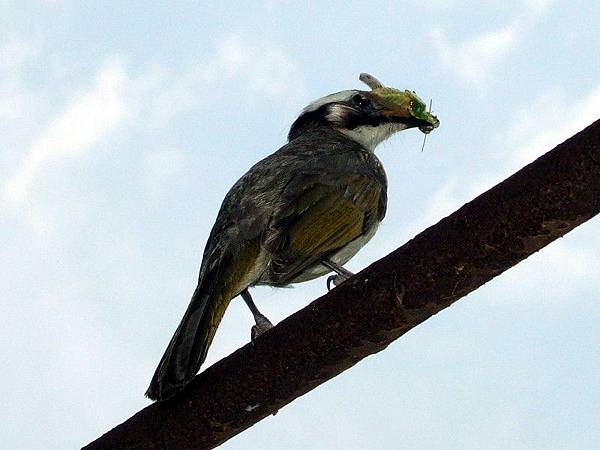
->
353;94;371;108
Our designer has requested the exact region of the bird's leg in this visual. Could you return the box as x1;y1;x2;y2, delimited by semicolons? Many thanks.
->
321;259;355;291
241;288;273;340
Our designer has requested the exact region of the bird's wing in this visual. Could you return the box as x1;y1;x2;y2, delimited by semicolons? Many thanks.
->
265;168;384;284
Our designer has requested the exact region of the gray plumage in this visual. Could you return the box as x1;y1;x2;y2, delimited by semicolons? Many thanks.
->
208;127;387;286
146;75;439;401
146;129;386;401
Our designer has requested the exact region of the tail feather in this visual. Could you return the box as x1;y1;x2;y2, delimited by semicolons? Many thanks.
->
145;284;227;401
146;239;261;401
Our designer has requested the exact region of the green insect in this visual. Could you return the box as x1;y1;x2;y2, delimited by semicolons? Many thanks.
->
359;73;439;151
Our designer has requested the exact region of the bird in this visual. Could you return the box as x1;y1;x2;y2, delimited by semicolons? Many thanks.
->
146;73;439;401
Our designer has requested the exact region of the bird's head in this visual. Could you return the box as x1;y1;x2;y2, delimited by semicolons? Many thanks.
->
288;73;440;151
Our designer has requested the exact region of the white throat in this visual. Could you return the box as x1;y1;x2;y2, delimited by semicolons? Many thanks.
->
338;122;407;151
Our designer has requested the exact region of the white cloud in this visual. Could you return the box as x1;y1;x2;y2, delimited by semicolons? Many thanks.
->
0;37;39;74
141;148;188;201
496;231;600;305
431;25;517;84
0;80;31;120
410;180;464;233
510;85;600;168
523;0;553;12
2;60;131;208
415;82;600;307
144;148;186;179
431;1;554;85
152;35;308;122
209;35;305;98
0;37;39;119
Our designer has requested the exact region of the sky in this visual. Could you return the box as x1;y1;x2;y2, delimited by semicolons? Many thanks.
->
1;1;599;449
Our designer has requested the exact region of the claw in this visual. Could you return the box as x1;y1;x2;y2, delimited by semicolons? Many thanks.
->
322;259;354;291
327;275;336;291
251;313;273;341
327;274;345;291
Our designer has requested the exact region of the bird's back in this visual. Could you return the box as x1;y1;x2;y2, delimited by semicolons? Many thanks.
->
199;128;388;290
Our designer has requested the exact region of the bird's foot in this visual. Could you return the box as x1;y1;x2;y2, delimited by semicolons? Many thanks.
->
251;313;274;341
242;288;273;341
322;259;354;291
327;274;346;291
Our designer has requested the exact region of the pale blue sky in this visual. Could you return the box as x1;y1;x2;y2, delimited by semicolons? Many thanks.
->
1;1;599;449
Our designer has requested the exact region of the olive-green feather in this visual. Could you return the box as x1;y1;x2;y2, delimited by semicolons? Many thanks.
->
267;175;383;284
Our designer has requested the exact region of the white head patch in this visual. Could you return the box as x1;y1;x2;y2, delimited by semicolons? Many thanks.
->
301;90;358;114
338;122;408;151
298;89;408;151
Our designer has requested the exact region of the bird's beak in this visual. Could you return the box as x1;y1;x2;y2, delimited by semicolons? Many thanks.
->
371;87;440;134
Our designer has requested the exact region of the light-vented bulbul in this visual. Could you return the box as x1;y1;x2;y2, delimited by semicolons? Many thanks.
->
146;73;439;401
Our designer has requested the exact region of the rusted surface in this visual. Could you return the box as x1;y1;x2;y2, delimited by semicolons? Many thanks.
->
84;119;600;450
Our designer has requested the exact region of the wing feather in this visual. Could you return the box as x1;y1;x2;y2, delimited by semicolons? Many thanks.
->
265;174;383;285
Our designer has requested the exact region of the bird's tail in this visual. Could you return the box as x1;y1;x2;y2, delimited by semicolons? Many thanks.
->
145;277;232;401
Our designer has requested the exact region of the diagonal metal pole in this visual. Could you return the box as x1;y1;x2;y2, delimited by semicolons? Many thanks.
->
84;119;600;450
